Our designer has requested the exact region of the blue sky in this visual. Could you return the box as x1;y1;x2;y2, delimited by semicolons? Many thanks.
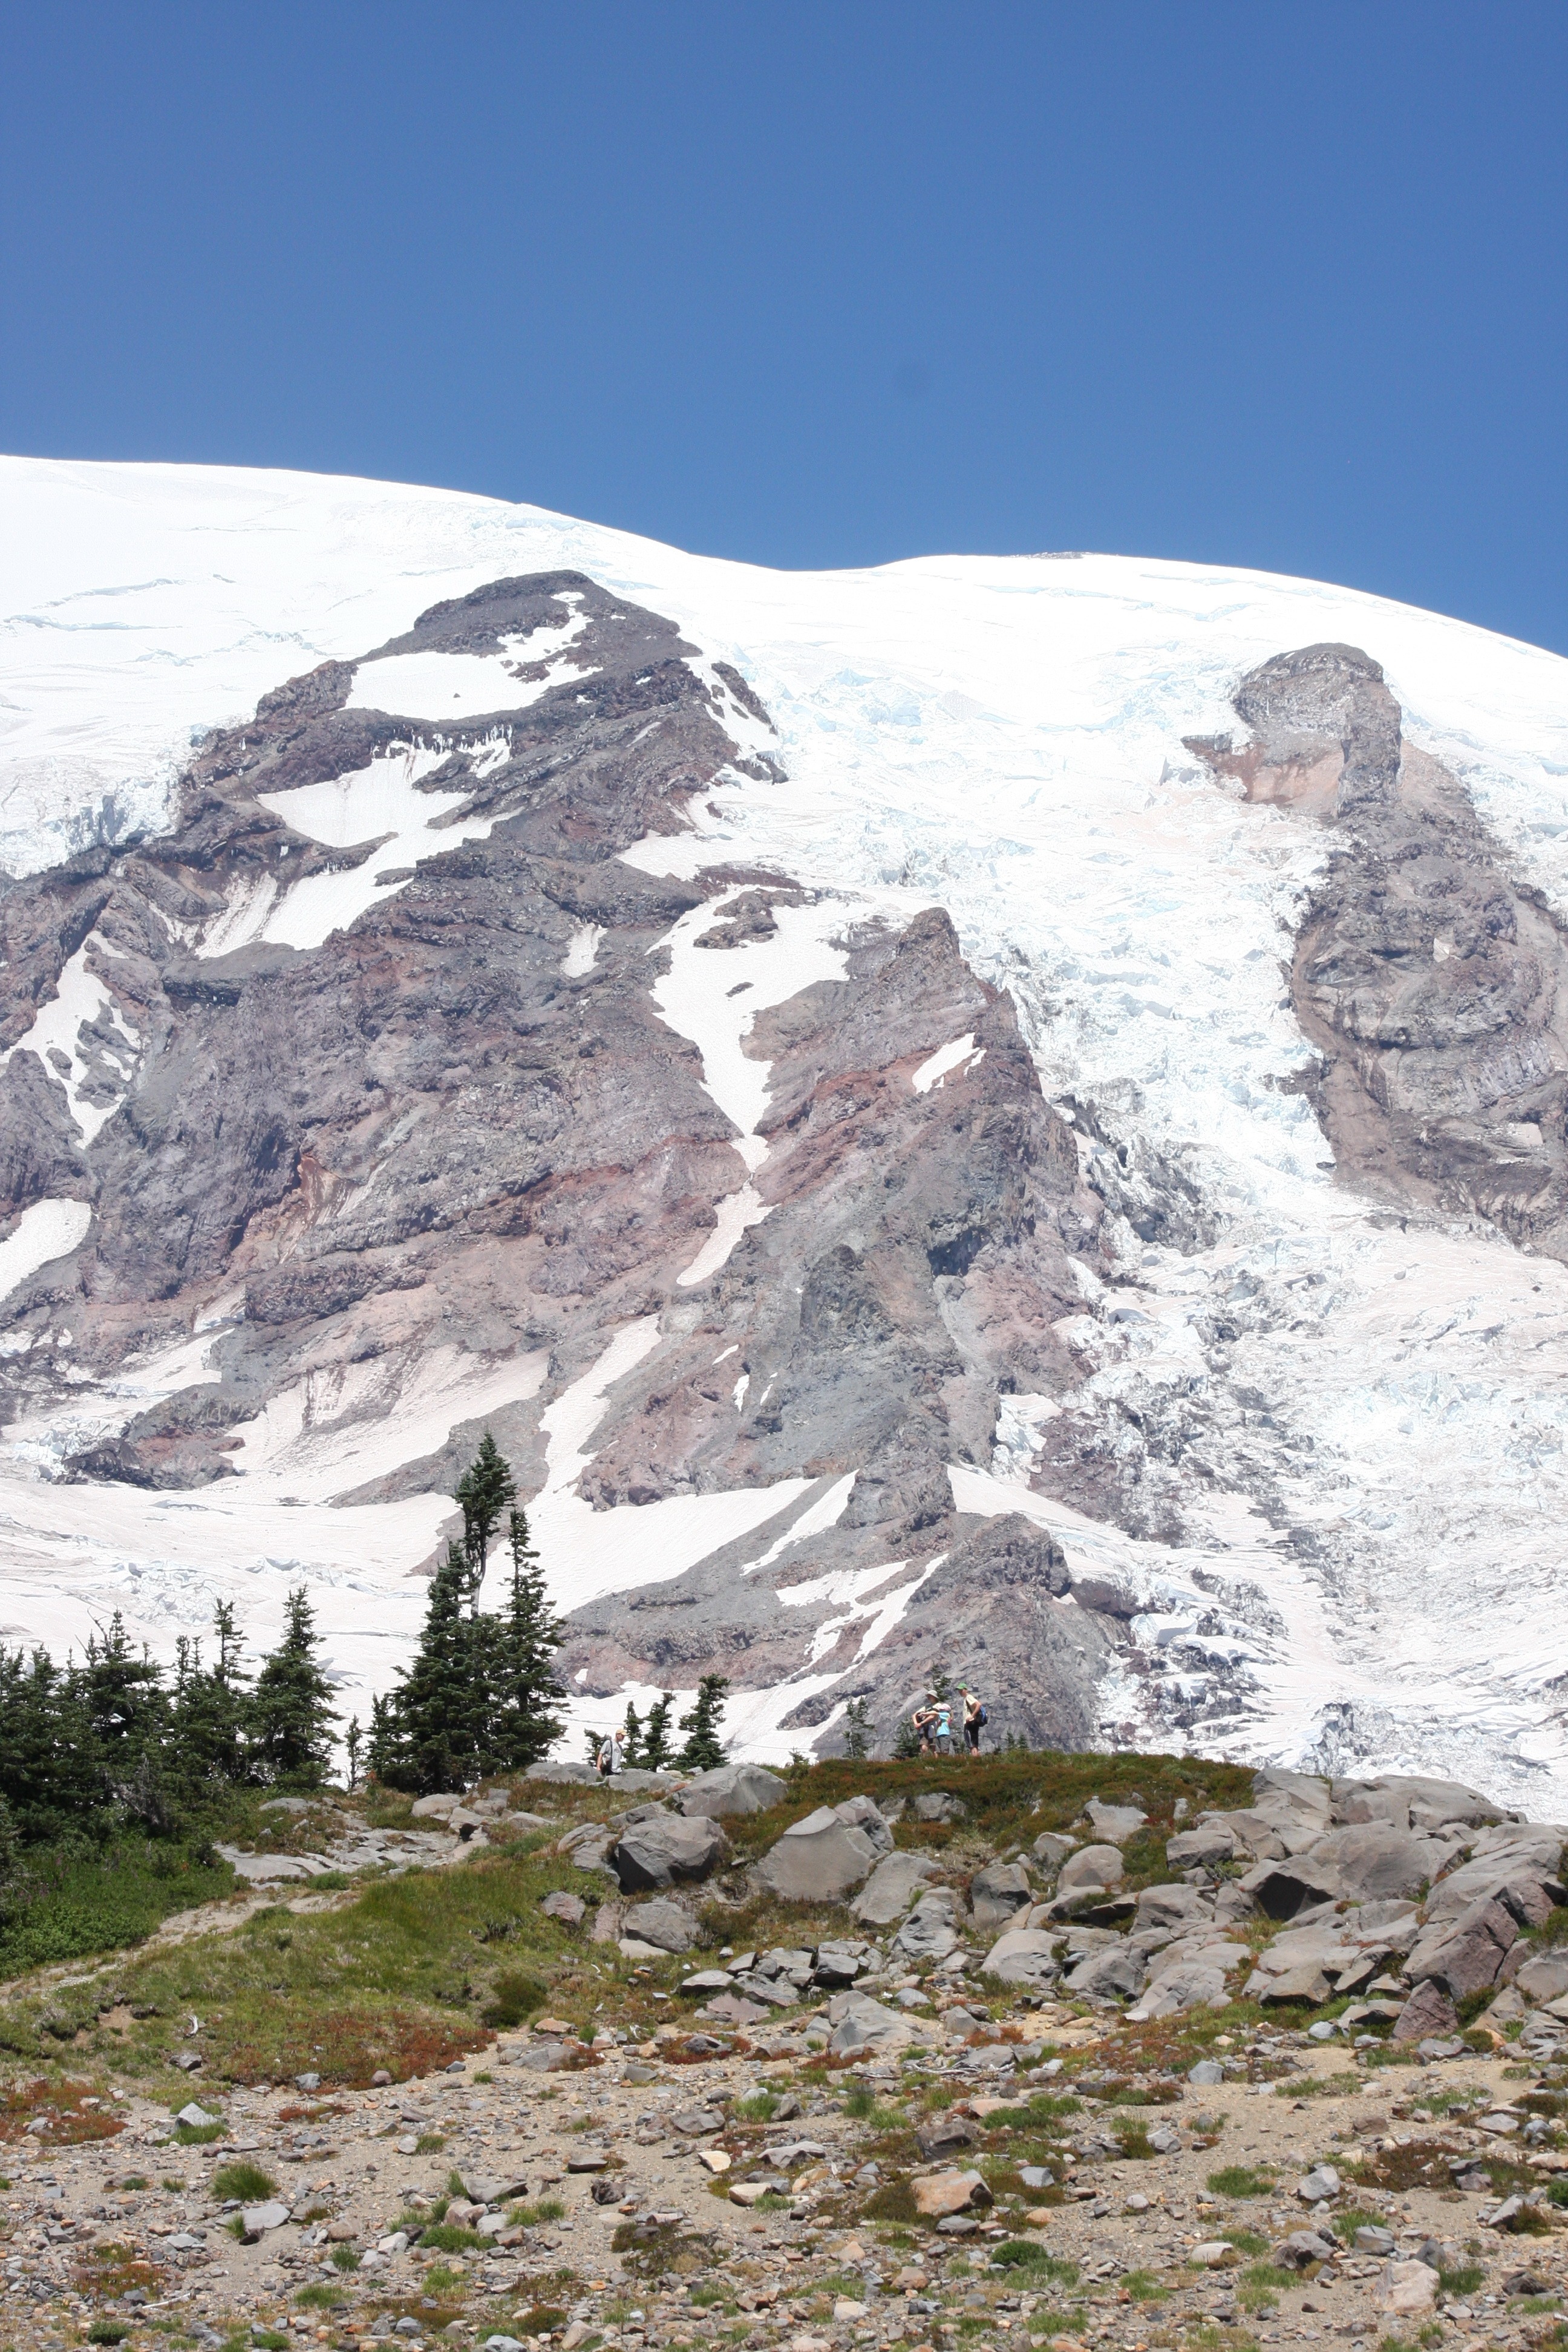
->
2;2;1564;652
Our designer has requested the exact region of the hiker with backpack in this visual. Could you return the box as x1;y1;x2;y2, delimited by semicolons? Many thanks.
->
961;1686;987;1758
596;1725;627;1777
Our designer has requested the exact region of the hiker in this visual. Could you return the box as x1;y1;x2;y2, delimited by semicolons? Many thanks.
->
596;1725;626;1777
910;1693;938;1754
932;1691;955;1756
961;1685;987;1759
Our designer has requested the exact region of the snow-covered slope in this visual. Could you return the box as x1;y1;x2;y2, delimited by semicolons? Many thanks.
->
4;455;1568;1805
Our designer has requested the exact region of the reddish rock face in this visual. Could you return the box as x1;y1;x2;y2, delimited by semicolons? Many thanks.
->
0;568;1135;1749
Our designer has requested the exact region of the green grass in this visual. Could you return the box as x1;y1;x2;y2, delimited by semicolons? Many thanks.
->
1119;2270;1167;2302
0;1841;599;2082
509;2197;566;2226
1207;2166;1273;2198
1240;2264;1295;2313
0;1832;236;1981
293;2284;342;2310
844;2083;875;2118
1225;2230;1271;2258
173;2120;225;2145
415;2223;485;2252
732;2092;777;2122
989;2245;1077;2284
329;2242;360;2271
88;2327;130;2346
1437;2264;1483;2296
212;2158;276;2201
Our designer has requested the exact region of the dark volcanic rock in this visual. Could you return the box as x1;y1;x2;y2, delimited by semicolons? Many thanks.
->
1190;641;1568;1259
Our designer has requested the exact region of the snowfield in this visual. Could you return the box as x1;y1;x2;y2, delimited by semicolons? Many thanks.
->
4;456;1568;1800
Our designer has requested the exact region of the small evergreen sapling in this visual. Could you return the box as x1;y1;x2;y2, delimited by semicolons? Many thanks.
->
250;1587;339;1788
678;1674;730;1771
842;1696;874;1760
641;1691;676;1771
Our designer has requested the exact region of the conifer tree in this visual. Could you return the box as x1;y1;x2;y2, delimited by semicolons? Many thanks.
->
842;1696;873;1760
456;1432;517;1585
892;1715;921;1760
491;1506;564;1771
641;1691;676;1771
379;1540;473;1794
621;1701;644;1768
169;1602;253;1792
250;1588;339;1788
678;1674;729;1771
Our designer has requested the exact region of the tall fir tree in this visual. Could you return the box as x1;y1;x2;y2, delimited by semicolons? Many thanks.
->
491;1506;564;1771
169;1601;253;1793
678;1674;730;1771
641;1691;676;1771
250;1588;339;1788
376;1540;474;1794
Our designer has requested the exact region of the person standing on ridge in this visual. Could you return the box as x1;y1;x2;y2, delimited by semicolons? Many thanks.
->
597;1725;626;1777
961;1686;986;1759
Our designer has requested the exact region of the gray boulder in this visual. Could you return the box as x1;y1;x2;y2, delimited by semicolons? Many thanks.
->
981;1928;1063;1990
913;1791;968;1824
559;1820;616;1872
1057;1843;1124;1892
969;1860;1033;1929
678;1763;787;1818
609;1811;728;1893
1063;1942;1148;2001
757;1798;890;1901
852;1851;939;1925
526;1762;597;1786
895;1890;962;1961
1306;1823;1457;1904
1392;1981;1460;2043
1236;1855;1343;1920
1419;1826;1565;1928
1134;1883;1213;1932
1252;1766;1333;1847
1406;1895;1519;1999
541;1890;586;1927
622;1898;695;1953
826;1991;933;2056
241;2201;291;2236
1514;1952;1568;2004
1030;1831;1077;1870
1166;1820;1238;1868
1085;1800;1146;1844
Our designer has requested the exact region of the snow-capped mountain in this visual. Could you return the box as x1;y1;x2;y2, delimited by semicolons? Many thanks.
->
4;455;1568;1807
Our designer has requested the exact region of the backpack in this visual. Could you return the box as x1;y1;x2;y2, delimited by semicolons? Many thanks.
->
975;1704;988;1728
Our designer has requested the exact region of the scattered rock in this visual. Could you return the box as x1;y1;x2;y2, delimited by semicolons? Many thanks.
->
678;1763;787;1818
982;1928;1063;1990
912;2170;993;2218
969;1860;1033;1929
542;1891;586;1927
1377;2259;1439;2316
1084;1800;1146;1844
758;1798;891;1901
609;1812;729;1892
622;1898;696;1953
852;1851;939;1925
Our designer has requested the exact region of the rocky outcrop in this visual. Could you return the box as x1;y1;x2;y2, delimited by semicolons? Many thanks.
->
0;565;1140;1754
1190;642;1568;1259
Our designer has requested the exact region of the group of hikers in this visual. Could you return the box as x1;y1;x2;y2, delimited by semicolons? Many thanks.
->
593;1681;988;1774
910;1684;987;1757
